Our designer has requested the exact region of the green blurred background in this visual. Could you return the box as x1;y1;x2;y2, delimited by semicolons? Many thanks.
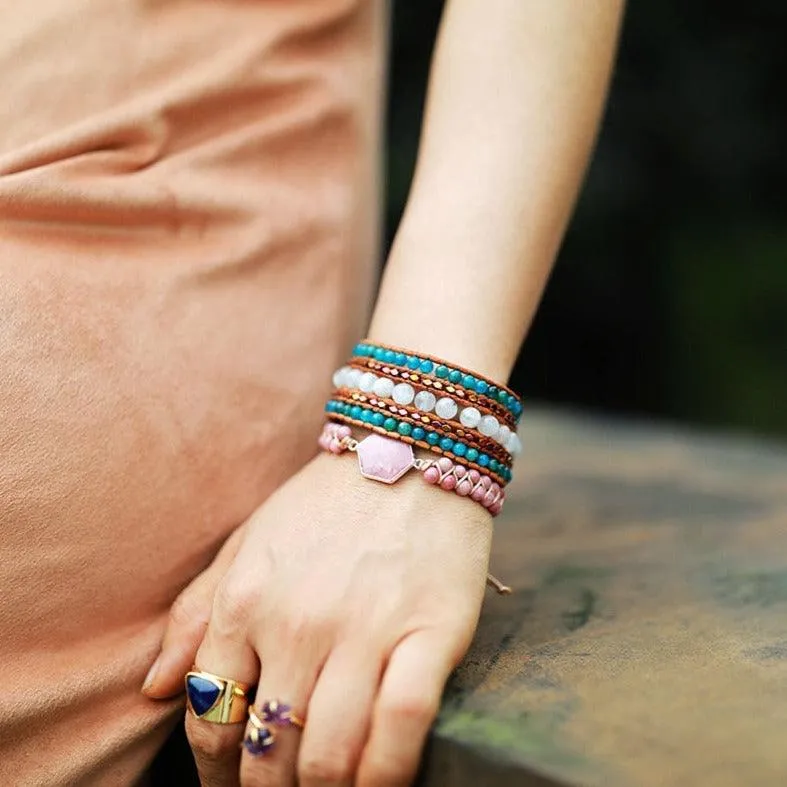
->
386;2;786;438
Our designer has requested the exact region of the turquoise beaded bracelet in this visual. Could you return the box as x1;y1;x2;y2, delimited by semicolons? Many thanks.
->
352;341;523;423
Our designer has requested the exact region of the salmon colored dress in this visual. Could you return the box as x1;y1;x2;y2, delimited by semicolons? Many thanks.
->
0;2;384;784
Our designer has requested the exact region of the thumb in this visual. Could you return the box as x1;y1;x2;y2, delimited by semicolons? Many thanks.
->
142;525;245;699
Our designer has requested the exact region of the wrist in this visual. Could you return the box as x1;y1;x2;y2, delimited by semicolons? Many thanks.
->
367;227;536;382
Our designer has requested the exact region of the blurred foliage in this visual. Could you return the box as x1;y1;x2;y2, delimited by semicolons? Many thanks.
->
386;1;786;437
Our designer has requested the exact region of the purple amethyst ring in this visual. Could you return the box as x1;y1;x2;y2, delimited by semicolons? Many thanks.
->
243;700;306;756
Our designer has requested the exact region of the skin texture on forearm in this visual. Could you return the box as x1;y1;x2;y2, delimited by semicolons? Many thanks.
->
370;0;626;381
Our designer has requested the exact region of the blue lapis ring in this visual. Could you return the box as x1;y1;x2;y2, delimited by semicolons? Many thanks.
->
185;669;253;724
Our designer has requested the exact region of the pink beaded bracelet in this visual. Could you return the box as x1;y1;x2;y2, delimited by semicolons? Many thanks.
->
318;423;505;516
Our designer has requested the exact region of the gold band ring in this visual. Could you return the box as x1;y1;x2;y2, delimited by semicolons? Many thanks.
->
185;669;253;724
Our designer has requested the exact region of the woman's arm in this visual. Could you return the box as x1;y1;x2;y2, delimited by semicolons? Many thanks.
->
373;0;624;379
145;4;625;787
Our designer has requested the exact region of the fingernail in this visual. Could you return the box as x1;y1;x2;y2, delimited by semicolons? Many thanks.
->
142;655;161;693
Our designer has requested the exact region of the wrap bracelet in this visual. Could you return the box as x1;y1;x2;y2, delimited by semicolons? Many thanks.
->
328;345;522;486
338;340;523;455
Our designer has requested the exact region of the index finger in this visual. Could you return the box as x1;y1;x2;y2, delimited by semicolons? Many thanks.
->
184;582;260;787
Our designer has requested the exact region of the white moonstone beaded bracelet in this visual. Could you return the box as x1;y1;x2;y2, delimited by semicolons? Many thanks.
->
332;366;523;456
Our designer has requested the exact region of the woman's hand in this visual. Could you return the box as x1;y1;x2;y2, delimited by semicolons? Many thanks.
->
146;450;492;787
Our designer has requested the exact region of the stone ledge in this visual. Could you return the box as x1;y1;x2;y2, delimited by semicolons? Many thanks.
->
420;408;787;787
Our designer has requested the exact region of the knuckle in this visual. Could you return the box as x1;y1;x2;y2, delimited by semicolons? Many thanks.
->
299;749;355;784
169;589;210;630
184;715;237;761
211;576;258;636
275;604;337;647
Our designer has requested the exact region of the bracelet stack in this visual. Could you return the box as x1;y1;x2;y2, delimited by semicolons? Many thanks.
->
326;342;522;486
322;340;523;512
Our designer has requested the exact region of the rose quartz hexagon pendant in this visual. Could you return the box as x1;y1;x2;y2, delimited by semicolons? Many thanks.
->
355;434;415;484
